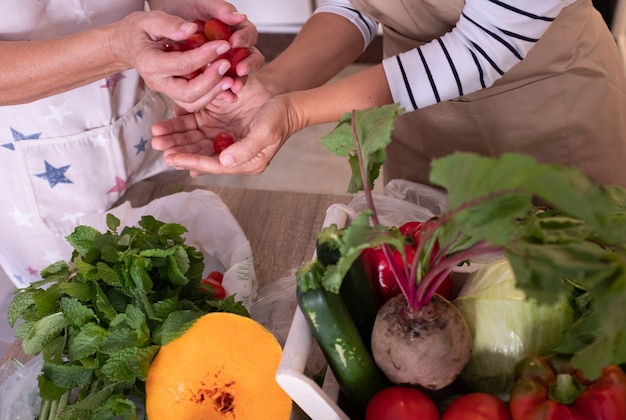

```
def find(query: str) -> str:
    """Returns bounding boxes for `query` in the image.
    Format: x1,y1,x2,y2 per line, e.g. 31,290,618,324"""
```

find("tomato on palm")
213,132,235,154
442,393,511,420
365,386,439,420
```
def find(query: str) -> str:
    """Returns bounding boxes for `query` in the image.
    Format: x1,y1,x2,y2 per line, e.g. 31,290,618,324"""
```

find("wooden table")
0,173,350,365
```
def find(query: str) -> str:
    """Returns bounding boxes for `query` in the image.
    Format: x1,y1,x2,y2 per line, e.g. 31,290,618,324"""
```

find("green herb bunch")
8,214,248,420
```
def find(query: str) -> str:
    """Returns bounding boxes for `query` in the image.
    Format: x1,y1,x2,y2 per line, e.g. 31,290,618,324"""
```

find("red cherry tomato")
442,393,511,420
365,386,439,420
219,47,250,77
165,41,185,52
193,19,206,35
183,32,208,50
200,276,227,299
206,270,224,284
213,132,235,154
204,18,232,41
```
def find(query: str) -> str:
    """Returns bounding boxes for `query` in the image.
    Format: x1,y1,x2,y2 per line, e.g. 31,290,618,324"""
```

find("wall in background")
229,0,314,33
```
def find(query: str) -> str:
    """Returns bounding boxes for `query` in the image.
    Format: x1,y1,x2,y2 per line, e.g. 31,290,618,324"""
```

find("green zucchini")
296,259,389,417
316,225,379,348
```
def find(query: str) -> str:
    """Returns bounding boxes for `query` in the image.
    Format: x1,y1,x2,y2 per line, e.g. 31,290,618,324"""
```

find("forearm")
0,24,124,105
287,63,393,128
259,12,366,96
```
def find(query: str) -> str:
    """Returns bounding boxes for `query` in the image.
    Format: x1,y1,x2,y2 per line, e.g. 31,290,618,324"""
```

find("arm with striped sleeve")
381,0,576,110
314,0,379,51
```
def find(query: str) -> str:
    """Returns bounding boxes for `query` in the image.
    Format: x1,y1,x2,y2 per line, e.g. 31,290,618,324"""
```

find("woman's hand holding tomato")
122,1,263,113
151,73,288,177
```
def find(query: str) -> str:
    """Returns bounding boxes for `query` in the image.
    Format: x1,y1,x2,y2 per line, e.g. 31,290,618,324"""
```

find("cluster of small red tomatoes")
165,19,239,155
165,18,249,80
367,387,510,420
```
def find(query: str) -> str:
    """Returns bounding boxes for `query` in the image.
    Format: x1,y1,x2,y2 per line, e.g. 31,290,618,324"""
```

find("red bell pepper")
509,355,626,420
360,244,415,306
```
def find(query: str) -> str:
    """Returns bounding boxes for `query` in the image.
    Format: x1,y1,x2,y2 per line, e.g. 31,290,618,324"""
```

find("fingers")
230,47,264,79
151,113,200,139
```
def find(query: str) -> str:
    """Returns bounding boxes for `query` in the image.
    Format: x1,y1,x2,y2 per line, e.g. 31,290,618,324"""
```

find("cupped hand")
152,84,302,177
112,10,263,111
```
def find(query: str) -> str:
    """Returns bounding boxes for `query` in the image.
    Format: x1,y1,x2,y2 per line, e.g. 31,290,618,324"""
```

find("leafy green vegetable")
454,259,575,399
321,103,402,193
8,214,249,420
318,103,626,380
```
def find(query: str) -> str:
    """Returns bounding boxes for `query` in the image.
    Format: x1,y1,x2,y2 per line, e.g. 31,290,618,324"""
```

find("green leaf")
7,290,35,327
68,322,108,361
155,310,203,345
126,345,159,381
66,225,100,257
96,262,122,288
22,312,68,354
99,347,140,383
60,296,96,328
106,213,121,232
42,362,93,389
321,104,403,193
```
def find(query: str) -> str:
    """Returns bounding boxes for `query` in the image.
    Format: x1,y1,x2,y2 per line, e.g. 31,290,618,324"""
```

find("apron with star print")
0,0,174,286
349,0,626,188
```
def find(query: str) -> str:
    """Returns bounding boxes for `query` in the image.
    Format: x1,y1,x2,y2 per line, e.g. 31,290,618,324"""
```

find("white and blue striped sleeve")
382,0,577,111
314,0,379,51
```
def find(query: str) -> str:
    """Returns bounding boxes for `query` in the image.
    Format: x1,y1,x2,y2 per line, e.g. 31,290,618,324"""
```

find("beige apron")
350,0,626,187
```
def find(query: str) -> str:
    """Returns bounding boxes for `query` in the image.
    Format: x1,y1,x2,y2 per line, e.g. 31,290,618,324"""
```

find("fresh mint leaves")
8,214,248,419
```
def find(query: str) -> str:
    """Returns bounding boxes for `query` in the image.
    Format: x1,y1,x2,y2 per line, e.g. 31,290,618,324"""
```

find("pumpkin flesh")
146,312,292,419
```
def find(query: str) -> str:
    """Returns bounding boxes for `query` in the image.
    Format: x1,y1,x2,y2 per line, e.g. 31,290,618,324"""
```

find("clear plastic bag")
0,355,43,420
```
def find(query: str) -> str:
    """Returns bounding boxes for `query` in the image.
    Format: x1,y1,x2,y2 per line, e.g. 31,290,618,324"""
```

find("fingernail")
216,44,230,55
221,154,235,167
221,83,232,91
218,61,231,76
180,22,196,32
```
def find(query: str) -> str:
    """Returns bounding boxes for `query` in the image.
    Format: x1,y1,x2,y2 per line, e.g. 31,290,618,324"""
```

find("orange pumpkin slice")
145,312,292,419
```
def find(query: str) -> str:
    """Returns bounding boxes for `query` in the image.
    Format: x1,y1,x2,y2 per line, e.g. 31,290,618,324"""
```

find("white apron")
0,0,174,286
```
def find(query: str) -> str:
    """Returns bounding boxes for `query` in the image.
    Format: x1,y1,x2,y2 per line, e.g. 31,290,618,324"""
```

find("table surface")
0,174,350,365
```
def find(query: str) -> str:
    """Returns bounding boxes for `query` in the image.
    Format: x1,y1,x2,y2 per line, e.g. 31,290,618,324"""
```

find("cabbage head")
453,258,574,400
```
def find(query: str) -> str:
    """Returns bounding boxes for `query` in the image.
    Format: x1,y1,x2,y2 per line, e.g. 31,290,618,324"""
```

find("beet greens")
320,103,626,380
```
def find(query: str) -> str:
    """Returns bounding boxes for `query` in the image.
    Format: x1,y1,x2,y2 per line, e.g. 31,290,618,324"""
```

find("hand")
152,76,302,176
111,10,263,111
154,0,263,87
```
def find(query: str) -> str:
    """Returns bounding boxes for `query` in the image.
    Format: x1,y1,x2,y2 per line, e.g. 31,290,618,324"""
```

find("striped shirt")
315,0,576,110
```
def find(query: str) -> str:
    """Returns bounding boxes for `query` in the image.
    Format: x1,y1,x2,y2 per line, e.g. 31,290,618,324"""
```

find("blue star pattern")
11,127,42,141
134,137,148,155
35,161,73,188
3,127,42,150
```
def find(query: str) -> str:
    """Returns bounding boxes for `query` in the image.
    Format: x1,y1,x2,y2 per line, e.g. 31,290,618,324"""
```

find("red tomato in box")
442,393,511,420
365,386,439,420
